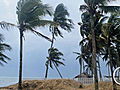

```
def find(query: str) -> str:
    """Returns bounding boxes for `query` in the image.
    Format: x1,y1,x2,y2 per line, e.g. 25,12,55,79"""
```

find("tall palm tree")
16,0,56,89
45,3,73,79
78,11,106,81
0,34,11,66
79,0,120,89
101,14,120,90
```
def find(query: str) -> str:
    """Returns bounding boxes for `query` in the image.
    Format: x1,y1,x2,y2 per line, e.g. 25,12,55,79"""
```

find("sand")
1,79,120,90
0,79,83,90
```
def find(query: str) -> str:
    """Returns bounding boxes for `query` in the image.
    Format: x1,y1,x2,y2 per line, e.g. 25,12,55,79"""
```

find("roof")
74,73,93,78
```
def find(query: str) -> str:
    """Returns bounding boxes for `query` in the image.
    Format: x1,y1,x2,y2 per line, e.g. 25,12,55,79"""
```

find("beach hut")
74,72,93,79
73,72,93,84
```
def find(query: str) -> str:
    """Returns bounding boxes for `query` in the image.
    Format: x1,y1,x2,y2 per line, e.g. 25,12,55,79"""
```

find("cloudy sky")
0,0,120,79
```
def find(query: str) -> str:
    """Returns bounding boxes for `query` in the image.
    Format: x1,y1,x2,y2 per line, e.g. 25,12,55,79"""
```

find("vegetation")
78,0,120,90
0,34,11,66
45,3,74,79
16,0,56,89
0,0,120,90
45,47,65,78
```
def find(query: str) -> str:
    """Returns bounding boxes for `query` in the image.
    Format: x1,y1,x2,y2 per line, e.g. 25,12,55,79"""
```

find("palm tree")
44,3,73,79
74,52,85,75
80,0,120,89
0,34,11,66
78,11,105,81
49,3,74,46
74,52,83,75
16,0,56,89
101,14,120,90
45,47,65,78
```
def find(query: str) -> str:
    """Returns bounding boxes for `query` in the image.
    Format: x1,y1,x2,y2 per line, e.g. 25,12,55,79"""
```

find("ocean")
0,77,43,87
0,77,18,87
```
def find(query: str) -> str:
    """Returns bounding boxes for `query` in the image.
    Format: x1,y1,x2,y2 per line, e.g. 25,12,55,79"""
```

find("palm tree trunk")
92,30,99,90
108,47,117,90
45,29,54,79
78,60,82,81
110,63,117,90
91,16,99,90
83,61,85,72
53,62,63,78
50,31,54,48
79,59,82,75
45,65,49,78
18,30,23,90
118,70,120,80
108,64,110,77
98,60,102,81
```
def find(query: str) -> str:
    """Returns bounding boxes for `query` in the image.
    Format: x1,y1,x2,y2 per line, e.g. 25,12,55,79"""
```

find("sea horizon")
0,77,46,87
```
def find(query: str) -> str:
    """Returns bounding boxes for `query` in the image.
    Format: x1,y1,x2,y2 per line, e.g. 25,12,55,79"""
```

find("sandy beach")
0,79,120,90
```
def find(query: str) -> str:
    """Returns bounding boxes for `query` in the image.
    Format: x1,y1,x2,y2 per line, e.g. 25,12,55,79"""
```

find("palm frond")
80,5,88,11
0,57,8,63
52,27,63,37
54,3,69,17
0,21,15,30
28,20,58,28
73,52,80,55
53,60,65,66
100,6,120,13
0,52,11,60
0,34,4,42
17,0,53,25
0,43,12,51
53,3,74,32
24,26,52,42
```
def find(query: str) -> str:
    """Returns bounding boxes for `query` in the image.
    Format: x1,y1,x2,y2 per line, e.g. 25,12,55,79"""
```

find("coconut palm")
44,3,73,79
16,0,56,89
101,14,120,90
45,47,65,78
0,34,11,66
74,52,86,75
74,51,94,76
79,0,120,89
78,12,107,79
49,3,74,47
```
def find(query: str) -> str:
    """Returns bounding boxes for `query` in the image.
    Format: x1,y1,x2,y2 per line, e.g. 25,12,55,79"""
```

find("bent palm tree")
45,3,73,79
16,0,55,89
50,3,74,47
45,47,65,78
